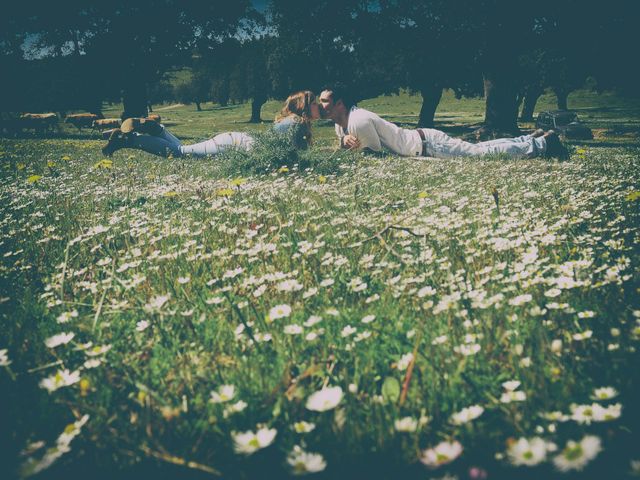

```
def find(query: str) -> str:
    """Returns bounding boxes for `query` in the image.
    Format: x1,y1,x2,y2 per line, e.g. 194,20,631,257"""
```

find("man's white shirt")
335,106,423,157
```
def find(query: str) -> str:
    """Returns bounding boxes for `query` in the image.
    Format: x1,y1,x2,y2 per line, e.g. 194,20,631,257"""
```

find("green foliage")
215,128,356,177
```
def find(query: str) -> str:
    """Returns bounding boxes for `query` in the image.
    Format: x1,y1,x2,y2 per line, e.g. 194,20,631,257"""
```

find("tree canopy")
2,0,638,130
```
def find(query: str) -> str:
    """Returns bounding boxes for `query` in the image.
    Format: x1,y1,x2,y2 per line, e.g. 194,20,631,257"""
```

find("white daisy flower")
56,310,78,324
361,314,376,324
507,437,556,466
419,440,463,468
396,352,414,371
591,386,618,400
284,324,303,335
572,330,593,341
0,348,11,367
502,380,521,391
292,421,316,433
232,427,277,455
304,315,322,327
44,332,75,349
432,335,448,345
144,294,170,312
306,386,343,412
83,358,101,369
205,296,225,305
594,403,622,422
394,417,418,432
303,287,318,299
210,385,236,403
341,325,356,337
39,369,81,393
136,320,150,332
508,294,532,306
417,286,436,298
553,435,601,472
454,343,481,356
450,405,484,425
500,391,527,403
268,304,292,320
287,445,327,475
223,400,248,418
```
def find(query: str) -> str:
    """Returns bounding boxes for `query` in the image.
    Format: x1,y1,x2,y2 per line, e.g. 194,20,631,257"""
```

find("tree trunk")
148,104,153,113
72,30,82,56
418,84,443,128
195,102,202,112
520,87,543,121
555,88,569,110
249,94,267,123
121,78,148,120
515,92,524,118
480,71,521,137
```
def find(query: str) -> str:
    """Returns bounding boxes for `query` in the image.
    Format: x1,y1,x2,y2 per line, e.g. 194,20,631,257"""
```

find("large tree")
266,0,376,99
384,0,482,128
463,0,537,137
231,39,271,123
9,1,256,118
199,37,271,122
581,0,640,97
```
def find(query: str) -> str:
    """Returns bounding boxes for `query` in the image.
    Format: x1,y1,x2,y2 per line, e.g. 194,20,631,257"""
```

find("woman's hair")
276,90,315,145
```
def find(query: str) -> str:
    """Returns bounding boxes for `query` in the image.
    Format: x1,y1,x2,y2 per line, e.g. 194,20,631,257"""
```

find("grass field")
1,89,639,479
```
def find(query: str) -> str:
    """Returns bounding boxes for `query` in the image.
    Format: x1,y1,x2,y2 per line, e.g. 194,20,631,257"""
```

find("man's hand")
342,134,361,150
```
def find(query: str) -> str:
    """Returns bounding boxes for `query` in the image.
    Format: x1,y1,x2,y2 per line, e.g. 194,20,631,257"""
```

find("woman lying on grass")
101,91,320,158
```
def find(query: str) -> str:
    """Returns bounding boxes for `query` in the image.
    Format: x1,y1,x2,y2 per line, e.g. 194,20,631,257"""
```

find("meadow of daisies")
1,93,640,479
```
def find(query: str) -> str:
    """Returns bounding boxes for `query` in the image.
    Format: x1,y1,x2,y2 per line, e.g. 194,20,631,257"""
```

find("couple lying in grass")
102,86,568,160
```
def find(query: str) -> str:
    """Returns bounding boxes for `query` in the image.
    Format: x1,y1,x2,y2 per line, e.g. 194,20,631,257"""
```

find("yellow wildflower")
94,159,113,169
163,191,178,198
80,378,90,396
418,191,428,199
318,175,327,184
17,163,26,171
230,177,247,187
626,191,640,202
61,155,71,161
216,188,235,197
27,175,42,184
278,166,289,173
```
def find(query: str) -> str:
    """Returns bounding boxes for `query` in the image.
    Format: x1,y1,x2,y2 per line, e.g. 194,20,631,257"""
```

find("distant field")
1,89,639,479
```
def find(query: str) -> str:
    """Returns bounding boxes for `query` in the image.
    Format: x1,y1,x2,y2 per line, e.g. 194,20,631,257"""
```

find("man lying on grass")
318,85,568,159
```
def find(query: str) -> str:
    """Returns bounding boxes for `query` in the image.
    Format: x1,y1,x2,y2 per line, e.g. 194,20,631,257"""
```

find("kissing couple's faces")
319,90,337,119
